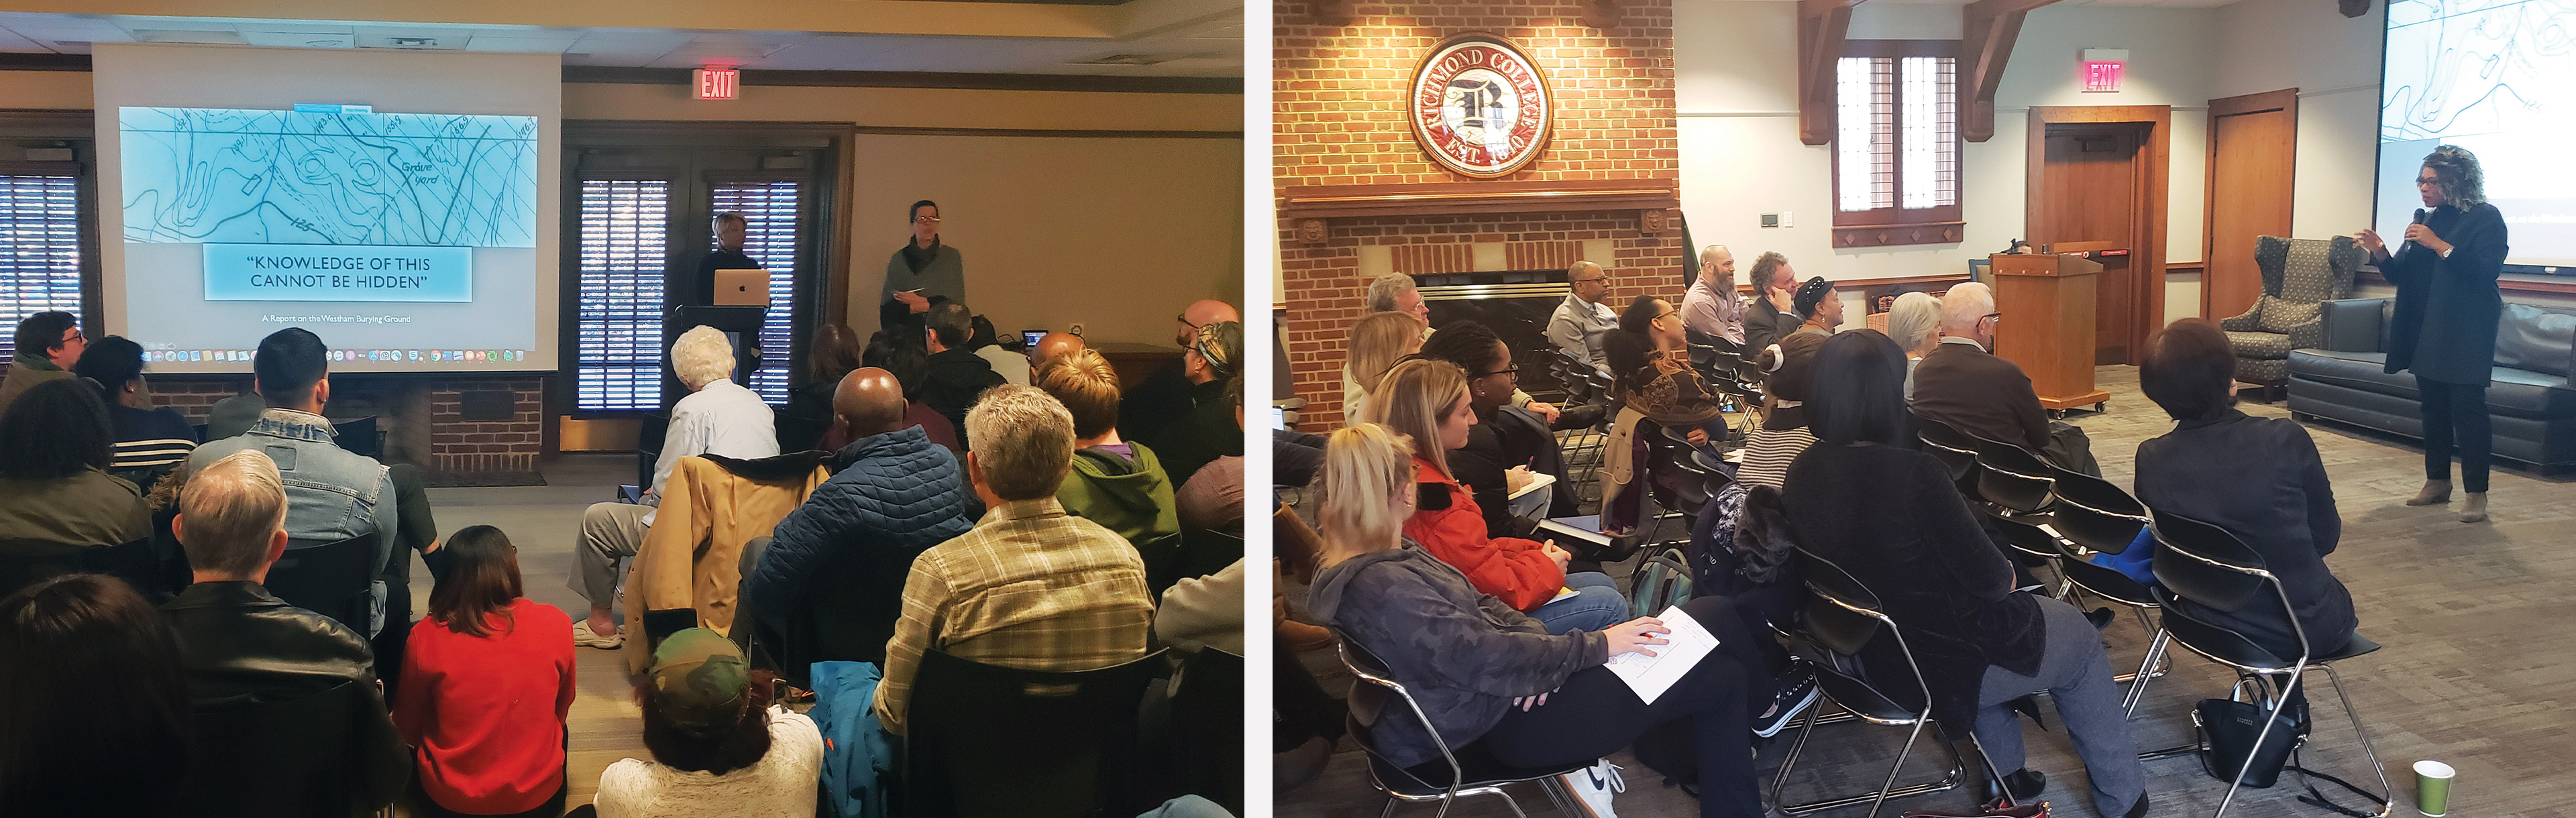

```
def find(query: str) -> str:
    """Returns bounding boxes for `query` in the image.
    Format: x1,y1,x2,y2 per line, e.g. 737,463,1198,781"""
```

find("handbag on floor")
2194,696,2302,788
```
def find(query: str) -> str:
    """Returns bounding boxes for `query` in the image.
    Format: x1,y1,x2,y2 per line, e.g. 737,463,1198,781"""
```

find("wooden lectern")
1989,253,2110,411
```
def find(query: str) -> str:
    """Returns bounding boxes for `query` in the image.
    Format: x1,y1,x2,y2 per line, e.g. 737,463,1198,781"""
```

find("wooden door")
2032,124,2143,365
2202,89,2298,321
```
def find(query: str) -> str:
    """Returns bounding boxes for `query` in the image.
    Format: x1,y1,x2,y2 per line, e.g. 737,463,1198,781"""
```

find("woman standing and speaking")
2357,145,2507,523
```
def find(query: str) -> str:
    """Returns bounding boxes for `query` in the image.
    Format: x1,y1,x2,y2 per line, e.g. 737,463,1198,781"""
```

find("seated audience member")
1680,244,1747,346
1342,310,1425,424
1737,278,1842,489
1307,423,1786,818
592,628,822,817
1146,320,1246,488
571,326,777,649
1739,252,1803,357
0,309,82,416
1884,292,1943,399
1782,331,2147,818
782,323,866,451
920,301,1006,447
861,329,962,452
740,367,977,666
203,390,267,442
1416,320,1576,534
1035,349,1187,593
969,315,1033,386
1157,558,1246,656
1031,330,1087,371
873,386,1156,738
1605,294,1732,451
395,526,576,818
74,335,198,493
1546,260,1619,373
1343,275,1430,413
0,573,192,817
2135,318,2355,729
1125,299,1243,444
187,329,400,636
1177,411,1247,538
1911,282,2100,474
0,380,152,571
162,450,409,816
1274,425,1326,488
1365,358,1623,635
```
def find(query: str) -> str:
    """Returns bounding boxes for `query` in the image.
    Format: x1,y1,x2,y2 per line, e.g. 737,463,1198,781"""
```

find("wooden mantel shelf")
1279,179,1680,221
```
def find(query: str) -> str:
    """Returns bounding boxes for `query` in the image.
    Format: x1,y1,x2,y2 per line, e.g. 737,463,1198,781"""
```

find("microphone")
2402,208,2428,253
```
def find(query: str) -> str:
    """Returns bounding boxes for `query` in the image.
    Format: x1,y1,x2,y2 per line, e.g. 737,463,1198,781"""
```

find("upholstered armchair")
2222,235,2364,386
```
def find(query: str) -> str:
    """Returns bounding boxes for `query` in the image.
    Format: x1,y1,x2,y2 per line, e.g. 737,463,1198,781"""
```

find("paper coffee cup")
2414,760,2455,817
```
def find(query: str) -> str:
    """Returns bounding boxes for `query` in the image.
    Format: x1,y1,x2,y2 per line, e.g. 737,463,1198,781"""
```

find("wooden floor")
1277,365,2576,818
404,453,653,812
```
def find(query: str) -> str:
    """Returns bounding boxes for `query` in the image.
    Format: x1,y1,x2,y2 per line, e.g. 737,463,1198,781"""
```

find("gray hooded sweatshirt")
1305,541,1607,768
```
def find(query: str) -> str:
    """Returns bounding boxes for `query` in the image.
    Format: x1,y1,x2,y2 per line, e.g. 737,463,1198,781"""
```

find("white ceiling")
0,9,1245,76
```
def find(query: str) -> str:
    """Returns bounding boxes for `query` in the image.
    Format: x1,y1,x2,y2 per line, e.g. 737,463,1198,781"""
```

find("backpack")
1629,547,1695,619
808,661,894,818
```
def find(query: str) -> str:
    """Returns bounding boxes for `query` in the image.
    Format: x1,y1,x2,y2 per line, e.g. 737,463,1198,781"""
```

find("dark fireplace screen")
1419,268,1577,403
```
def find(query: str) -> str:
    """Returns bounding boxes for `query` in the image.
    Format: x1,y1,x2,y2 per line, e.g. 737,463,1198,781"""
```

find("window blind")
710,180,802,404
0,174,83,363
574,179,671,412
1836,57,1898,213
1899,56,1959,210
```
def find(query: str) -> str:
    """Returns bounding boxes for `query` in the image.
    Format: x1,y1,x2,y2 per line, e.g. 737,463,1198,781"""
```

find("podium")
1988,253,2109,411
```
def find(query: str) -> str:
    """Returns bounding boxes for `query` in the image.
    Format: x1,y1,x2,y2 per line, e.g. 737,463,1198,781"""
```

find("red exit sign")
695,68,739,100
2080,48,2127,93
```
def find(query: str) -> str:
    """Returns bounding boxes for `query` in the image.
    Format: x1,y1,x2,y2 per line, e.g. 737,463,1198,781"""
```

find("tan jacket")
623,453,829,673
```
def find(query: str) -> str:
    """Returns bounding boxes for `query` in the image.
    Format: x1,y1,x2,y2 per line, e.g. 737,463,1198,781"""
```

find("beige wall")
0,71,1246,347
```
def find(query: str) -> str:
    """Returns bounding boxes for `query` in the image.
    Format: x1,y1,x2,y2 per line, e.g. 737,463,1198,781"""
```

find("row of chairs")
907,645,1243,818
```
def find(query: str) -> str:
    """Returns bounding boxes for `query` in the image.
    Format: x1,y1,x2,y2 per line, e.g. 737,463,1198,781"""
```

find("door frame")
2200,88,2299,320
2026,105,2169,366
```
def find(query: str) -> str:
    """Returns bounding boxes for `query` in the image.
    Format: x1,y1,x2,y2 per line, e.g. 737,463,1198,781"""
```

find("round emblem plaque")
1408,33,1554,179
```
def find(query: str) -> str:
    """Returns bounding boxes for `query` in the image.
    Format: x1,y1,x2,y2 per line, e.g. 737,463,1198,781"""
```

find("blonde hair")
177,450,288,577
1318,423,1415,554
671,325,736,390
963,384,1077,501
1034,348,1122,439
1886,291,1943,353
1348,312,1425,398
1362,357,1467,479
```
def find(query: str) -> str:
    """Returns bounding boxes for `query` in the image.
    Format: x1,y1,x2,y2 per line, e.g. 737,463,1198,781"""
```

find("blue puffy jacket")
744,426,979,662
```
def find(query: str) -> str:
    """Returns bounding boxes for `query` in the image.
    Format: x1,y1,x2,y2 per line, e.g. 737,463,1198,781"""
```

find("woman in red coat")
394,526,577,818
1362,357,1627,635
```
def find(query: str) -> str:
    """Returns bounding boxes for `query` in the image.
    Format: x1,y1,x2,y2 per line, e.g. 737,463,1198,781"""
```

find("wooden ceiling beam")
1960,0,2065,142
1796,0,1864,145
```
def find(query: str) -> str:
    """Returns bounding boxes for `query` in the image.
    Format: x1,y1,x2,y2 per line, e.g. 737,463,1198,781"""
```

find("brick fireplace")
1275,0,1682,429
142,374,549,475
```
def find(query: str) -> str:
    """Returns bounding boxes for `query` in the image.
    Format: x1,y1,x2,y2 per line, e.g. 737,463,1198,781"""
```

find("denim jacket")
189,408,398,636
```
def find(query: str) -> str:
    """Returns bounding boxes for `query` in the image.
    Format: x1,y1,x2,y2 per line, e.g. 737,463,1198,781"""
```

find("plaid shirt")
871,497,1155,736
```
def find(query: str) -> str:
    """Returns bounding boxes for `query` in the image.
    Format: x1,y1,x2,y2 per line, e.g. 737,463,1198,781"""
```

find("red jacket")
1401,457,1565,611
393,598,577,814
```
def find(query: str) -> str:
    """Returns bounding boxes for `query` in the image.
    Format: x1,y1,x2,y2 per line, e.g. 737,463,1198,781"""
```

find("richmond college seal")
1408,33,1554,179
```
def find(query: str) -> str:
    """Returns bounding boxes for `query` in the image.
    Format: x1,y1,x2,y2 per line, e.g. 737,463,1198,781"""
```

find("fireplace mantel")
1280,179,1680,243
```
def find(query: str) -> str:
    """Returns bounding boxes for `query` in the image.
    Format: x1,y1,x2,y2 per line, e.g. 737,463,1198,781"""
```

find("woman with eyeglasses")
2355,144,2508,522
1727,278,1841,489
1362,358,1625,636
1415,320,1576,537
1603,295,1731,451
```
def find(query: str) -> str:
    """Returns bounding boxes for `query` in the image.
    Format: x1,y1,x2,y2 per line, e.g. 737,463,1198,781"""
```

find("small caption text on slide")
258,314,416,324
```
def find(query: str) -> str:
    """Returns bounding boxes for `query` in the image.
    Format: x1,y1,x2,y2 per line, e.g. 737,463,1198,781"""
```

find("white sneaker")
574,620,623,649
1558,758,1624,818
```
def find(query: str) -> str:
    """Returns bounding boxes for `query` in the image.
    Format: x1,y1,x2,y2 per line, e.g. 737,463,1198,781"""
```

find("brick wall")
129,373,545,475
1276,0,1682,428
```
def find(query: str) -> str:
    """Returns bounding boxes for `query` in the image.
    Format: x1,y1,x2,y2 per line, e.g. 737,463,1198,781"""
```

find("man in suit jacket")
1741,252,1806,359
1909,283,2100,475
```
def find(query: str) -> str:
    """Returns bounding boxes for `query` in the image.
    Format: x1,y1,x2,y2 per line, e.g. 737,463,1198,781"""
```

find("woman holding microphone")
2357,145,2508,523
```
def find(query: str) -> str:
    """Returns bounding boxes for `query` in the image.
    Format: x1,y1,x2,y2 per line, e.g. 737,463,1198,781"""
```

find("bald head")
1033,331,1087,369
833,367,910,439
1178,299,1240,347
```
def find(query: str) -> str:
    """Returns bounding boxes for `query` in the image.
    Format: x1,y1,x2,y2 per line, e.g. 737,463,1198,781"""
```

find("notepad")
1601,605,1721,705
1507,470,1557,499
1548,587,1580,603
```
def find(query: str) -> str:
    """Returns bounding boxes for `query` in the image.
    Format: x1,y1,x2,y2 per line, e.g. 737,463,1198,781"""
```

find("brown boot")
1279,620,1336,653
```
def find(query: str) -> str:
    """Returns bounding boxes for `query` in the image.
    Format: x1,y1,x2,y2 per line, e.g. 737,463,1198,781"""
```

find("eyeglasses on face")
1982,312,2002,324
1476,363,1520,379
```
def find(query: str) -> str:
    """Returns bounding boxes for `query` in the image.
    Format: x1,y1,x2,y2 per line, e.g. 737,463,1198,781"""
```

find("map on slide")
120,107,538,248
2381,0,2576,143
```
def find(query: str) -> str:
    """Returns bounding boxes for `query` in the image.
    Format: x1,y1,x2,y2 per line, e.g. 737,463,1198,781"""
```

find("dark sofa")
2286,297,2576,473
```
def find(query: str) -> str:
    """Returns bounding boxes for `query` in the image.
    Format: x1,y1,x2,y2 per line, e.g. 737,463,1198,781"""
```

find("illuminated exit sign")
2081,49,2127,93
695,68,739,100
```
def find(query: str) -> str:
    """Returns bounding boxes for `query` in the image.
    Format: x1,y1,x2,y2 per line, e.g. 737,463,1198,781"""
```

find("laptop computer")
712,269,770,306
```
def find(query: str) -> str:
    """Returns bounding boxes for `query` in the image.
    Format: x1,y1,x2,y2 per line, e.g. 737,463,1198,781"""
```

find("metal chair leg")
1379,797,1399,818
2122,628,2171,719
2316,663,2396,817
2214,666,2305,818
1768,697,1828,810
1866,719,1933,818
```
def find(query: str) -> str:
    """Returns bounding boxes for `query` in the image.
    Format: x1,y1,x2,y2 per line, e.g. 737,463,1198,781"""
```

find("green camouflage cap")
650,628,750,734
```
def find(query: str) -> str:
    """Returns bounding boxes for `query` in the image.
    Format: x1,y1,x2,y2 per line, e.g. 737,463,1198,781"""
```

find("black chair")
1911,415,1981,493
2040,465,2169,711
752,540,914,691
773,409,833,454
262,534,380,638
1984,514,2071,600
1169,647,1245,815
1336,637,1585,818
904,648,1167,818
0,537,164,600
331,416,380,460
1774,548,2007,817
623,412,670,502
2147,511,2391,817
172,679,406,818
1965,432,2056,516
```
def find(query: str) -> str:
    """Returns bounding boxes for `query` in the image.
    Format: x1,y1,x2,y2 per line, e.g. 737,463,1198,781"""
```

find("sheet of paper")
1548,587,1580,603
1601,605,1720,705
1508,470,1557,500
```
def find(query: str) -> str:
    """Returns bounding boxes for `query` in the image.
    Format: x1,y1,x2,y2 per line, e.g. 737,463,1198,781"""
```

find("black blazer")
2382,202,2507,385
2134,409,2356,658
1743,296,1804,360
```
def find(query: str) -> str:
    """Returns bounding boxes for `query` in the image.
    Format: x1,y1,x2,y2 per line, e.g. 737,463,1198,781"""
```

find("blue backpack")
807,661,894,818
